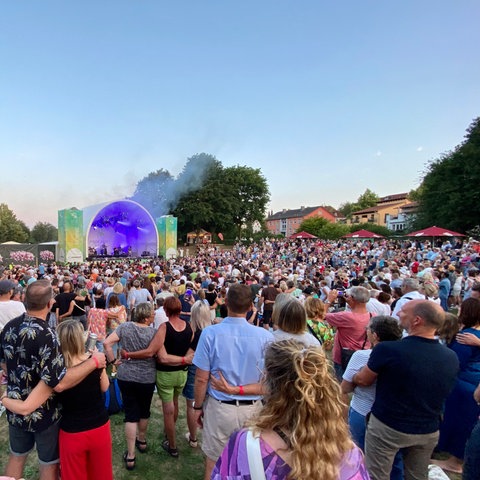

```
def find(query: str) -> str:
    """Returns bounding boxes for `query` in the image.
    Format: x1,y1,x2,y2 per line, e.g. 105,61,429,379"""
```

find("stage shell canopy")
83,200,158,257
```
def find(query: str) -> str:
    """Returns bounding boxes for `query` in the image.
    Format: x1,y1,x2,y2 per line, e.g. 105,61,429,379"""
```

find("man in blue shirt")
193,283,273,480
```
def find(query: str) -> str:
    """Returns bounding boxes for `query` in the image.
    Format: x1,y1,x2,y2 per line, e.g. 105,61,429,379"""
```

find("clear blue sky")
1,1,479,227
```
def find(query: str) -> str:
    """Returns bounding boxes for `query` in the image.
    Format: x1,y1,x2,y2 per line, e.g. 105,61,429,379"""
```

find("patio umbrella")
343,229,384,239
290,232,317,239
407,226,465,238
290,231,317,239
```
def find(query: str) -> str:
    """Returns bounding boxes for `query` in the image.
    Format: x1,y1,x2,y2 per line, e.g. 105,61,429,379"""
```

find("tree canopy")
338,189,379,218
30,222,58,243
297,216,390,240
0,204,30,243
133,153,270,241
414,117,480,233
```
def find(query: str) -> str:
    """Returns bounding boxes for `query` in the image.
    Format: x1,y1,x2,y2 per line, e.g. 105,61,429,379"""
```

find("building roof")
267,206,323,220
352,201,405,215
377,193,409,204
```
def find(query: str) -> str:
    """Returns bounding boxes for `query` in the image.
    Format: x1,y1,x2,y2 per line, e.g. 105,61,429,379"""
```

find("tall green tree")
222,166,270,239
0,204,30,243
171,156,227,238
414,117,480,232
30,222,58,243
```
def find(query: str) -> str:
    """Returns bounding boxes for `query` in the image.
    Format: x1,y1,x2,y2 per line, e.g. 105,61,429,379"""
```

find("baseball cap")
0,280,16,295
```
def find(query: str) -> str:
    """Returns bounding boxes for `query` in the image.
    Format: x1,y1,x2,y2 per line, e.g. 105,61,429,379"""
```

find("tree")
349,223,391,237
356,189,380,210
298,217,351,240
297,217,330,237
222,166,270,239
414,117,480,232
130,168,175,219
338,201,357,218
338,189,379,218
30,222,58,243
171,156,228,239
0,204,30,243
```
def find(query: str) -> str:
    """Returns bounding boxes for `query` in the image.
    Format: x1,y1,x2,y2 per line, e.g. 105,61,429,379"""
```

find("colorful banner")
157,215,177,259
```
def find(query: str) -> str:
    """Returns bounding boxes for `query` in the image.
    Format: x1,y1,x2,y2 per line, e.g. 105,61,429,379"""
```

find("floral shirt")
307,318,335,350
0,313,66,432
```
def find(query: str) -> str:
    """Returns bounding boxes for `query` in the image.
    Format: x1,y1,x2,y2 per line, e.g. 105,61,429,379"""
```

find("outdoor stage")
58,200,177,263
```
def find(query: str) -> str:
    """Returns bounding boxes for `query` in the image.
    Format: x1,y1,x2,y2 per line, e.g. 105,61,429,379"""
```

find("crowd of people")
0,234,480,480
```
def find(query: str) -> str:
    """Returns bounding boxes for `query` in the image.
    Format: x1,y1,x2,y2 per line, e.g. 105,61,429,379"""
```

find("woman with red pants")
2,319,112,480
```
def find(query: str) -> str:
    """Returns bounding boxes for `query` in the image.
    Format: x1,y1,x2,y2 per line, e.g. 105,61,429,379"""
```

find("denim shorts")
9,421,60,465
182,365,197,401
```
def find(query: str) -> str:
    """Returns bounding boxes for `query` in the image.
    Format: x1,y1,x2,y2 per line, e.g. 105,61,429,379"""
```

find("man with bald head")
353,300,459,480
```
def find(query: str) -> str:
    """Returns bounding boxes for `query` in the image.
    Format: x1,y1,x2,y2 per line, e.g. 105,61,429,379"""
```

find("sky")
1,1,479,227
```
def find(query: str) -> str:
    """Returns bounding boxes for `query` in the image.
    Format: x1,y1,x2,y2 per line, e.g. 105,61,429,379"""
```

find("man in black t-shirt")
353,300,459,480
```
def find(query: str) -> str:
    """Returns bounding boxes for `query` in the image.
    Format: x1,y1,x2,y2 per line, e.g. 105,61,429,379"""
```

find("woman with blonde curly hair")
211,340,368,480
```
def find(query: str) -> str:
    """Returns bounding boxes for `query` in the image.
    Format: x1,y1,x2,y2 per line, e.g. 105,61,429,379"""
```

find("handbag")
246,429,267,480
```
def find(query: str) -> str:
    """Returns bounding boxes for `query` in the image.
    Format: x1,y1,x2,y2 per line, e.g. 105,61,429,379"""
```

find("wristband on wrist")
192,401,203,410
239,385,245,395
124,352,129,360
181,356,186,365
92,356,99,369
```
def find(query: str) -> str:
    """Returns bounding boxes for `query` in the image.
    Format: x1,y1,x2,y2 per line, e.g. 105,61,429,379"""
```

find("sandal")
184,432,198,448
162,439,179,458
135,438,148,453
123,451,136,470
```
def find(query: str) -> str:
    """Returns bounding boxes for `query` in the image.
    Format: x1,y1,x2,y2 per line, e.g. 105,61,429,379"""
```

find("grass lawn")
0,376,462,480
0,395,206,480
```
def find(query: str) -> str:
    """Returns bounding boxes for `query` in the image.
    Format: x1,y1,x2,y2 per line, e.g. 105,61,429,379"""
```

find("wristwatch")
192,401,203,410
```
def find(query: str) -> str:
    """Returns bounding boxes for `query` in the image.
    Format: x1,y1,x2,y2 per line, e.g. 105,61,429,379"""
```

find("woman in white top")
272,297,320,348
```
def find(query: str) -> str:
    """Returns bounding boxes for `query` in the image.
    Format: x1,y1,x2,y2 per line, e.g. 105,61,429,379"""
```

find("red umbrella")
290,231,317,239
343,229,384,239
407,226,465,237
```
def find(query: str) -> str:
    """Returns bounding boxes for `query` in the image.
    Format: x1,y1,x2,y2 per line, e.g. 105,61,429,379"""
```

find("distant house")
385,202,418,232
266,206,339,237
347,193,412,229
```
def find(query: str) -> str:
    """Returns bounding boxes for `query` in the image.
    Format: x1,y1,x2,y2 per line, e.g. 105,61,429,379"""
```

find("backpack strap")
246,429,267,480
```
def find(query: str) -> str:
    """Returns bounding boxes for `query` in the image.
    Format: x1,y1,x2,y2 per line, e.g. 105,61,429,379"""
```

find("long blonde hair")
249,340,353,480
57,319,85,368
190,301,211,332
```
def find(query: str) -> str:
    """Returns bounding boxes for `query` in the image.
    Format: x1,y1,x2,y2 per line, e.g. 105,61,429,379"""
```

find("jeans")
464,420,480,480
349,408,404,480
